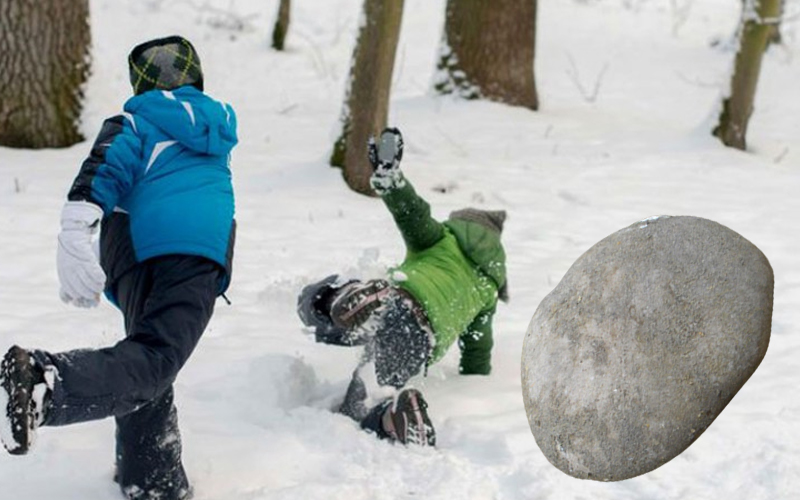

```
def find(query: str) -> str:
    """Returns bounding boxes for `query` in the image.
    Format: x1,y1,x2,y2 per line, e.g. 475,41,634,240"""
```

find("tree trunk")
741,0,784,48
713,0,781,150
435,0,538,110
330,0,404,196
767,0,784,47
0,0,91,149
271,0,291,51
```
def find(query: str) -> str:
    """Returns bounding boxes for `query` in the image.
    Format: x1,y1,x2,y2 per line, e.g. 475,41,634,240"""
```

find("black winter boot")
297,275,367,346
0,345,49,455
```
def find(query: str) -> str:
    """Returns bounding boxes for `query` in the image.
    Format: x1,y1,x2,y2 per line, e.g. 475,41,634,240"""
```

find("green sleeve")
381,173,445,253
458,307,495,375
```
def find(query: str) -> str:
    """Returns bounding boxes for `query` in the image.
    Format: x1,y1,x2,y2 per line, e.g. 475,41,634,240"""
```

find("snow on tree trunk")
330,0,404,196
435,0,538,111
271,0,291,51
714,0,781,150
0,0,91,149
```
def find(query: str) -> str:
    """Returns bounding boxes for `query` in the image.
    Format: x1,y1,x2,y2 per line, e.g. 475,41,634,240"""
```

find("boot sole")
0,346,36,455
330,281,391,329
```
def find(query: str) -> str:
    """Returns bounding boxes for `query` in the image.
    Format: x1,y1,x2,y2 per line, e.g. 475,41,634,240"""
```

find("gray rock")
521,216,773,481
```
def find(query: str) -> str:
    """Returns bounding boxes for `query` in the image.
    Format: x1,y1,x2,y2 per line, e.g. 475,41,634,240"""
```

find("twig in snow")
432,181,458,194
669,0,694,37
331,13,355,46
434,126,468,157
774,147,789,164
170,0,259,32
277,104,299,115
393,44,407,88
675,71,720,89
621,0,646,14
565,53,609,104
293,30,330,80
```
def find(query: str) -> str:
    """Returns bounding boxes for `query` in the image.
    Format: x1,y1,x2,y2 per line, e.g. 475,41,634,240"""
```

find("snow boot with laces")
330,279,392,330
375,388,436,447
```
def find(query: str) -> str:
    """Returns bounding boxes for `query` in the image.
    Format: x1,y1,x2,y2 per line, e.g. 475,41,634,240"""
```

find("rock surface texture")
522,216,773,481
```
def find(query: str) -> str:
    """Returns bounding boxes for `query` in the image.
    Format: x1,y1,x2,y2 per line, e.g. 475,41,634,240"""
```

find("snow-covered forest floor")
1,0,798,498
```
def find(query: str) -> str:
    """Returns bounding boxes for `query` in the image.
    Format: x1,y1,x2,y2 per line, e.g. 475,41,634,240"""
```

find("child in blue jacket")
0,36,237,500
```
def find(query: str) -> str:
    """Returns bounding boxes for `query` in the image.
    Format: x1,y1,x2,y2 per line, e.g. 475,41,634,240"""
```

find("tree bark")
714,0,781,150
435,0,538,110
330,0,404,196
271,0,291,51
0,0,91,149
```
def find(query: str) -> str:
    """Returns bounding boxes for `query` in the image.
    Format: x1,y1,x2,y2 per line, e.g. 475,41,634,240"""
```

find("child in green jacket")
298,128,507,446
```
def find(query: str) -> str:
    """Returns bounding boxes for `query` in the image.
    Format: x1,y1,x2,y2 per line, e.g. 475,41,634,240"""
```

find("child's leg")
26,255,219,497
381,180,445,253
31,255,220,426
338,290,432,431
371,290,431,388
115,386,191,500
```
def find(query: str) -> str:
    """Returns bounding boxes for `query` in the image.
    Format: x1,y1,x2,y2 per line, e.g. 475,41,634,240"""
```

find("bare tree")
713,0,782,150
0,0,91,148
271,0,291,51
435,0,538,110
330,0,404,195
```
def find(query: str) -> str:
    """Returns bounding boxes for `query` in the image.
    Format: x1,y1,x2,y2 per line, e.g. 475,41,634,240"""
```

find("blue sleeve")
68,115,142,214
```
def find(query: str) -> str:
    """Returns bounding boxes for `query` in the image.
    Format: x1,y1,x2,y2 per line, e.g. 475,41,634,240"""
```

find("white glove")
57,201,106,308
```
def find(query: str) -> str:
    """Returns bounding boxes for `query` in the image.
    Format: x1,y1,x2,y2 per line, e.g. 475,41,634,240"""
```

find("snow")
1,0,799,498
0,387,18,452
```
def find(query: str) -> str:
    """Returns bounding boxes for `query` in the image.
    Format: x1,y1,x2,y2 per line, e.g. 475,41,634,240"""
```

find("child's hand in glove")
57,201,106,308
368,127,406,195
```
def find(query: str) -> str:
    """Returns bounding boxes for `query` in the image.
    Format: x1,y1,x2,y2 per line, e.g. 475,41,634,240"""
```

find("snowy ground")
1,0,798,498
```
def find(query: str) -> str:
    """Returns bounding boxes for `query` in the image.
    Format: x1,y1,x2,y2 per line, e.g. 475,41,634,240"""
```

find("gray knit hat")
128,35,204,95
448,208,507,234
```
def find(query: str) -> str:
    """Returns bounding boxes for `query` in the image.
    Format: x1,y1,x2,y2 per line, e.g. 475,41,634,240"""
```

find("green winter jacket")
381,175,506,375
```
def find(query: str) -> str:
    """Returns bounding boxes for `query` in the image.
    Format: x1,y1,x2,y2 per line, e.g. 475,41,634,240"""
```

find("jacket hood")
443,217,508,301
124,86,237,156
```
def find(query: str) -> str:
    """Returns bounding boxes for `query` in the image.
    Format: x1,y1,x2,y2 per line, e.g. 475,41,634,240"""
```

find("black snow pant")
31,255,222,500
335,283,432,433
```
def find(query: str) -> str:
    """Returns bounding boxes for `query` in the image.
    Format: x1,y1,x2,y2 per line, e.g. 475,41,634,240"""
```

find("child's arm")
67,114,142,214
56,114,141,308
370,128,445,252
458,306,495,375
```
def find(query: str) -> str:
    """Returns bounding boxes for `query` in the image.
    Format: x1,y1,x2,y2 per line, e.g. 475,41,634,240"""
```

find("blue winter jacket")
68,86,238,302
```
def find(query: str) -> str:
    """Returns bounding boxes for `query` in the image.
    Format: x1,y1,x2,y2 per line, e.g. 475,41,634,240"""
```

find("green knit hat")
128,35,204,95
448,208,507,234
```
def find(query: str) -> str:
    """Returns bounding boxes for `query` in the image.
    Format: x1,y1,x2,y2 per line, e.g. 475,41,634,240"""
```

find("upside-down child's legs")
337,290,435,445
